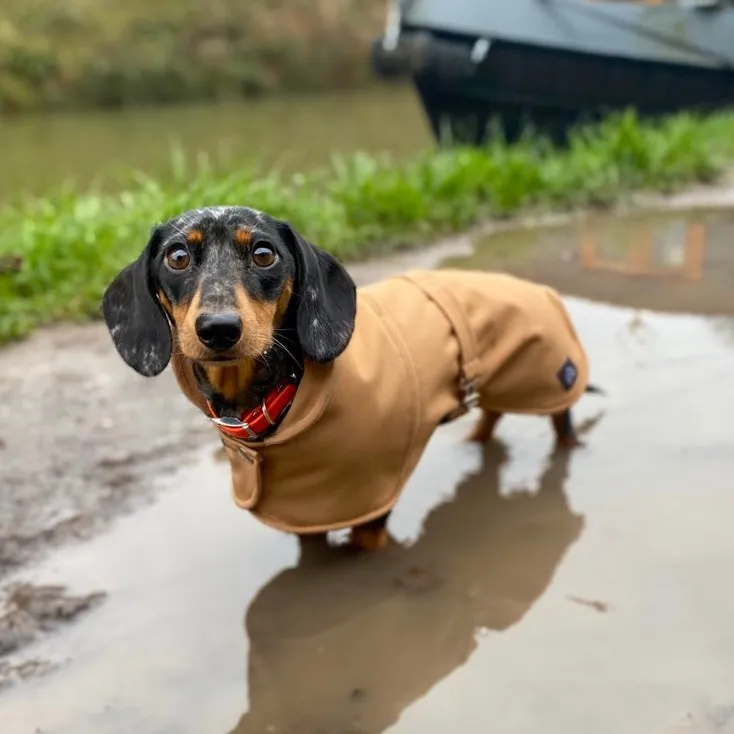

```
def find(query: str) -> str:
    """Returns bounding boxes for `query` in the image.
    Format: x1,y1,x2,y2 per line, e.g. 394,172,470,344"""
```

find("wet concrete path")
3,208,734,733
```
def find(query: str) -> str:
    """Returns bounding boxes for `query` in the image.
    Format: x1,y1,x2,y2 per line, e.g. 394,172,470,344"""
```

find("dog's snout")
195,312,242,351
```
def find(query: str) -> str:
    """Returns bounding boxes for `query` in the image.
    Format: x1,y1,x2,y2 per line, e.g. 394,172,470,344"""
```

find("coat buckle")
442,375,481,423
460,376,480,410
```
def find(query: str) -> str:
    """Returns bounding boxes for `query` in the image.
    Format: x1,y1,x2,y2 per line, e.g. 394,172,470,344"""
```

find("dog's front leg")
465,410,503,443
350,513,391,552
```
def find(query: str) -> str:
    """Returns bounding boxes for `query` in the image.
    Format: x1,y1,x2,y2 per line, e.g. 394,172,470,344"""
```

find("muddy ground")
2,186,734,733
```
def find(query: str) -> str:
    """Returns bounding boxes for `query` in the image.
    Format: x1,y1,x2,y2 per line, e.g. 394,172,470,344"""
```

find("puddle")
443,208,734,316
3,209,734,733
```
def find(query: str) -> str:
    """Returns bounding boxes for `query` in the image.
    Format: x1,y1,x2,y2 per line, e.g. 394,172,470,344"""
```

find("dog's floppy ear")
278,221,357,363
101,225,172,377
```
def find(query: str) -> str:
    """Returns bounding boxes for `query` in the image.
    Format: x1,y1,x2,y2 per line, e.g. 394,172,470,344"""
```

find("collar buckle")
209,415,257,439
207,380,298,442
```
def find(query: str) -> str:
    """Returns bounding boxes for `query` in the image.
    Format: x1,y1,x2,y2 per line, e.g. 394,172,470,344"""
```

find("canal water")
0,84,431,201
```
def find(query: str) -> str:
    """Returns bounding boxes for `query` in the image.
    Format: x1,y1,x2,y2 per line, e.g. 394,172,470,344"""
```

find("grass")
2,108,734,345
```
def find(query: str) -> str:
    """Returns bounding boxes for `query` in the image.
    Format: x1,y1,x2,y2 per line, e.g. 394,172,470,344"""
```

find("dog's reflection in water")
230,441,585,734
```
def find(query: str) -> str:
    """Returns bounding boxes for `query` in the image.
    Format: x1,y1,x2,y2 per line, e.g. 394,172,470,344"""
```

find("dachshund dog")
102,206,599,552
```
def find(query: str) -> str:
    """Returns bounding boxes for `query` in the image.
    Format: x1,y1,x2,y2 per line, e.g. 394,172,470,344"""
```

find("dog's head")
102,206,357,379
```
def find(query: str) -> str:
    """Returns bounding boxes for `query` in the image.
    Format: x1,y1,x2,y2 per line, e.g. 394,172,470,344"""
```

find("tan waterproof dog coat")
171,269,589,534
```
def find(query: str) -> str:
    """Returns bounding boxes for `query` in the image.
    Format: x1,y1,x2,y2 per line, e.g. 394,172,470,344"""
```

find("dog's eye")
252,245,277,268
165,247,191,272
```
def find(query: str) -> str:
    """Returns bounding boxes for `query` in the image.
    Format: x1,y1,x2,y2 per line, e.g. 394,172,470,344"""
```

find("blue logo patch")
557,358,578,391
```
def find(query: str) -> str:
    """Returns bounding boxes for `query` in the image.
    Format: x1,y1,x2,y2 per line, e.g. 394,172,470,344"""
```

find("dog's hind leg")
350,513,391,552
551,409,583,450
465,410,503,443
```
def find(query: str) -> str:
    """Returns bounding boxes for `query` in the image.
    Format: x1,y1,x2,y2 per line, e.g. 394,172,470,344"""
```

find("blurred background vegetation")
0,0,384,112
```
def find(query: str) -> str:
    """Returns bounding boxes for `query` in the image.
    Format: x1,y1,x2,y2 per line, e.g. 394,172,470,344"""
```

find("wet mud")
3,205,734,732
0,584,105,659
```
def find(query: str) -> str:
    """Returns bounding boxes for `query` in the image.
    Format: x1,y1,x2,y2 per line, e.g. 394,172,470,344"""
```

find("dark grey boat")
371,0,734,144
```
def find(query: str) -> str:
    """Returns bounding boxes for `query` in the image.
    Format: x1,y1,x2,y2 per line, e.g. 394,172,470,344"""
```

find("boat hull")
371,1,734,144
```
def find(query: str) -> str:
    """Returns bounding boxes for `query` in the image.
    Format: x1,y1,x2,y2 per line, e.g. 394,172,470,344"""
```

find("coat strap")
398,271,483,411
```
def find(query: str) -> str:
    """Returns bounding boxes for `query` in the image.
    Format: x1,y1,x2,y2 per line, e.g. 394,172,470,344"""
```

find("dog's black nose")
195,312,242,351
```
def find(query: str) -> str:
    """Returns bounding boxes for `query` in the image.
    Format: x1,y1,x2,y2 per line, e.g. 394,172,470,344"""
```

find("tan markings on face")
175,288,205,358
233,282,279,356
201,281,288,399
186,229,203,245
177,280,293,401
157,290,174,318
159,288,194,331
234,228,252,246
203,361,256,401
274,278,293,326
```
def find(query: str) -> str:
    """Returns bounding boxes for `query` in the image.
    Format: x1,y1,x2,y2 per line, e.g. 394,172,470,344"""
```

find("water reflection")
231,442,583,734
580,215,705,281
444,208,734,316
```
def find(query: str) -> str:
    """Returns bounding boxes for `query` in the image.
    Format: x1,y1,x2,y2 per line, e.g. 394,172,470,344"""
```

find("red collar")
207,381,298,441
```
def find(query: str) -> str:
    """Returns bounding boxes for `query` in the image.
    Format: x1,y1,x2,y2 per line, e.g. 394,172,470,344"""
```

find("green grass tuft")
2,108,734,345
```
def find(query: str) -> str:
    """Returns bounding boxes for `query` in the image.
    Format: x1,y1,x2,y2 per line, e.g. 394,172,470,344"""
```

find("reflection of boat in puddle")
442,208,734,316
578,214,709,356
580,216,705,282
